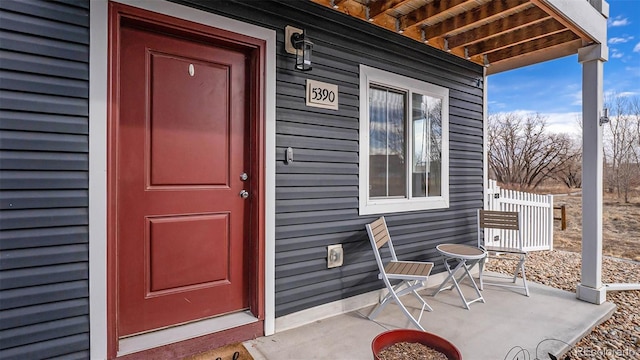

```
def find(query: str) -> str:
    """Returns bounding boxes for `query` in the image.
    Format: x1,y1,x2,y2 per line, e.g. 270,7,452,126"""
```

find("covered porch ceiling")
311,0,606,74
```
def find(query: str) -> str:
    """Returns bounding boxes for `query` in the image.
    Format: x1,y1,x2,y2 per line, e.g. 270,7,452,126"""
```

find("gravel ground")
486,250,640,359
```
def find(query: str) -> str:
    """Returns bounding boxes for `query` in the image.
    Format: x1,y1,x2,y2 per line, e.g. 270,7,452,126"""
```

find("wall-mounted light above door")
285,25,313,71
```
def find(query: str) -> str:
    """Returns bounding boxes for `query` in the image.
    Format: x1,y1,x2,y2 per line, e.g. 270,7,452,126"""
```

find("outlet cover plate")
327,244,344,268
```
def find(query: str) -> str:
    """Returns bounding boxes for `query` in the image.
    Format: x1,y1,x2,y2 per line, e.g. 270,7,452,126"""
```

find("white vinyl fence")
486,180,554,251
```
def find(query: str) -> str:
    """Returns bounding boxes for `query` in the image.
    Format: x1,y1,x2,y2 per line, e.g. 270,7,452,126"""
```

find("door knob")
239,190,249,199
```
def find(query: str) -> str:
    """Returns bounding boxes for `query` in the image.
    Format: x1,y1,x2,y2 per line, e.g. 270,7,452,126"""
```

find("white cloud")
491,110,582,135
569,90,582,106
609,36,634,44
611,50,624,58
545,112,582,135
618,91,639,98
609,16,630,27
634,42,640,52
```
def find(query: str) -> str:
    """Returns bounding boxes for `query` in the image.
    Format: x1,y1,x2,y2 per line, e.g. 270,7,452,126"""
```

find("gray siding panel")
0,70,88,97
0,190,88,210
0,170,88,189
0,263,87,289
0,0,89,26
0,30,88,62
0,333,89,360
0,90,88,116
0,208,88,230
0,227,88,251
0,151,88,171
0,299,88,330
0,0,89,357
0,50,89,81
0,316,88,353
0,130,88,152
0,110,88,134
0,9,88,44
172,0,485,317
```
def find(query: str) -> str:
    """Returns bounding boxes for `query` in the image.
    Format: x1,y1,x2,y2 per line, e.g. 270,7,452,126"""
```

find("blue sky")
487,0,640,135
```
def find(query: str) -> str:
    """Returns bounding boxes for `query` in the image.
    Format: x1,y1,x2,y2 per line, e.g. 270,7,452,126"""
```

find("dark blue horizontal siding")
0,263,87,289
0,0,89,358
172,0,485,317
0,110,88,134
0,31,88,62
0,0,88,26
0,227,88,251
0,151,88,171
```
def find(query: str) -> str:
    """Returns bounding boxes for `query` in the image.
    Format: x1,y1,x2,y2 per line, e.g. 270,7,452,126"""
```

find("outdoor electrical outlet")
327,244,344,268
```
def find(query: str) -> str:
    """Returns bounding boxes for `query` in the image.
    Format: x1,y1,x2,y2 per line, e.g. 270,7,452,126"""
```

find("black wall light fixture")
285,25,313,71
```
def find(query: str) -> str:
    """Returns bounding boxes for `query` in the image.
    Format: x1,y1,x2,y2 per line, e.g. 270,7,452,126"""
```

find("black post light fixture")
285,25,313,71
599,108,609,126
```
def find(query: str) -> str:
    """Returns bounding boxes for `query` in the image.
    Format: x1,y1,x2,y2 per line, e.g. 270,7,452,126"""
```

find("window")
359,65,449,215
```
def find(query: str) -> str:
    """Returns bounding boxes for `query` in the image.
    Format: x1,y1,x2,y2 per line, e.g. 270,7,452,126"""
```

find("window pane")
369,87,406,198
412,93,442,197
412,93,427,197
427,96,442,196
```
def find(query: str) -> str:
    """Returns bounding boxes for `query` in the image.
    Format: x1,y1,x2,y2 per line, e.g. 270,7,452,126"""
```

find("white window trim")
359,65,449,215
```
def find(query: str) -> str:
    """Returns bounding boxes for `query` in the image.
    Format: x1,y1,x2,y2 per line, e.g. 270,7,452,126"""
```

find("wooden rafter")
446,6,550,49
422,0,530,40
398,0,471,30
463,18,566,57
484,29,579,63
368,0,406,19
309,0,595,69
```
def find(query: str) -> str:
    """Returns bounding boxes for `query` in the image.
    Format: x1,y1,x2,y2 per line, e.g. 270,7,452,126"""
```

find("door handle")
239,190,249,199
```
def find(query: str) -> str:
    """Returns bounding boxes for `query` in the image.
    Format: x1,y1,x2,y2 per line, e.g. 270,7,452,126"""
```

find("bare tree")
603,94,640,202
488,112,579,190
551,138,582,189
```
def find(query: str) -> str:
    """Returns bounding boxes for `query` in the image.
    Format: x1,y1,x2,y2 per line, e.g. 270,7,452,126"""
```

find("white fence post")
547,194,554,251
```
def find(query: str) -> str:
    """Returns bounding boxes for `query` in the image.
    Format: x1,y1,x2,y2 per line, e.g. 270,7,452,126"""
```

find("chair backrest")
477,210,522,250
366,217,398,271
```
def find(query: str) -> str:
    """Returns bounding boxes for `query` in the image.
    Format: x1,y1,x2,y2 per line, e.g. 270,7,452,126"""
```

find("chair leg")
478,258,485,291
369,280,430,330
369,281,405,320
409,285,433,312
512,260,520,283
520,256,530,297
392,290,426,331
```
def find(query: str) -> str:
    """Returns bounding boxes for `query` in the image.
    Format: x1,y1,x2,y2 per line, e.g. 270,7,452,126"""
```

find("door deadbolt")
239,190,249,199
240,173,248,181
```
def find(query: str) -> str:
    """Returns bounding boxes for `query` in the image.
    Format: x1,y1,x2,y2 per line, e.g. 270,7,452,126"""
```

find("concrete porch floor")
243,274,615,360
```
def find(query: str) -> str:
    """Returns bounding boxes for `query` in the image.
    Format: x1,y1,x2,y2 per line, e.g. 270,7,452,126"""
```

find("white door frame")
89,1,276,358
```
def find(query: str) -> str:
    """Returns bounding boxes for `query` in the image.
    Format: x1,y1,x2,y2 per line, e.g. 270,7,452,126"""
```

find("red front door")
116,22,250,336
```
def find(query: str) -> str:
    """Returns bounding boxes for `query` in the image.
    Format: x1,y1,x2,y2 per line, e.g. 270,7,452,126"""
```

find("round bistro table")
432,243,488,309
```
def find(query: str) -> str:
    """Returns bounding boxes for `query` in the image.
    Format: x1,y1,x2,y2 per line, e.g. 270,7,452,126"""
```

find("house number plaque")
306,79,338,110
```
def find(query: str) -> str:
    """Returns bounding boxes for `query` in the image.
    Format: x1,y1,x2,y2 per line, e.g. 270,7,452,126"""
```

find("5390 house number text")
306,79,339,110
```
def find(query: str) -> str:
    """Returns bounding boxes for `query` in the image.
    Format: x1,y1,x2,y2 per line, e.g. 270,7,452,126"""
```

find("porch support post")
576,43,608,304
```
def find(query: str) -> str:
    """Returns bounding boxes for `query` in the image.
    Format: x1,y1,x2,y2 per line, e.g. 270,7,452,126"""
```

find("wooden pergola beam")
397,0,471,30
423,0,529,40
484,29,579,64
368,0,406,19
446,6,550,49
464,18,566,57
